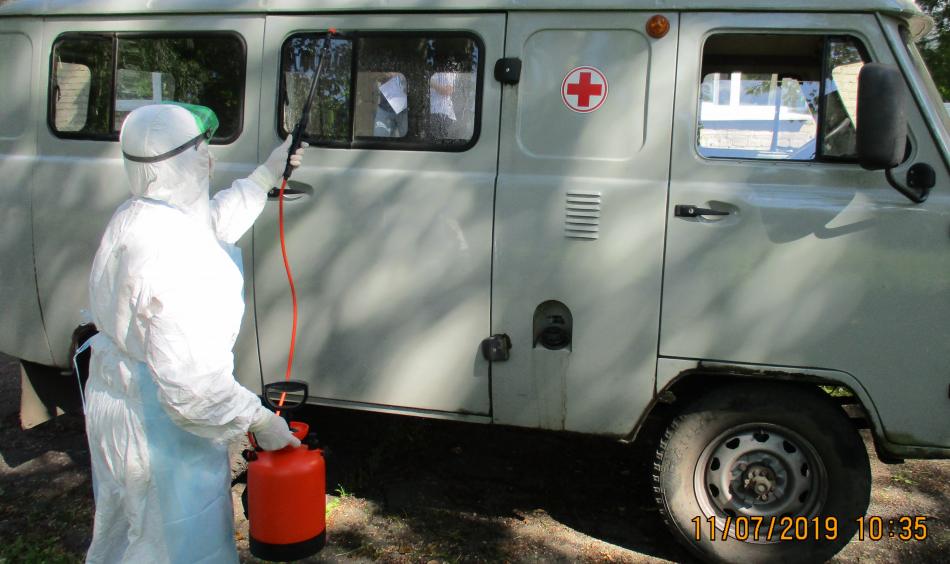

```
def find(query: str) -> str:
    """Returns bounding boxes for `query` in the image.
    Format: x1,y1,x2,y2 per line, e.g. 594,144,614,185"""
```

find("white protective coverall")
84,104,302,563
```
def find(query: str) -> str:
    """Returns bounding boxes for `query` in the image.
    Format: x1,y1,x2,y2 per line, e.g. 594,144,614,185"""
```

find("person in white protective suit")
84,103,307,563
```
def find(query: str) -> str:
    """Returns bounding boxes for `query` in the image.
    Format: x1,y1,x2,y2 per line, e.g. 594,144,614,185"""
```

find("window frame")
277,29,485,153
696,33,872,165
47,30,247,144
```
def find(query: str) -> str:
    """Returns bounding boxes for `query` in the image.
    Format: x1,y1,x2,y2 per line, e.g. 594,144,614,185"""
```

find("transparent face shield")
122,102,220,163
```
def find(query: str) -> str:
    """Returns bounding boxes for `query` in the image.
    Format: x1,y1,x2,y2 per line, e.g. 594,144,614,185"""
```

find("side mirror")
856,63,933,203
856,63,908,171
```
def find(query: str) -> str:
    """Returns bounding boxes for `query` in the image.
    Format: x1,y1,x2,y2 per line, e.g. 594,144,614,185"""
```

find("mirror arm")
884,167,930,204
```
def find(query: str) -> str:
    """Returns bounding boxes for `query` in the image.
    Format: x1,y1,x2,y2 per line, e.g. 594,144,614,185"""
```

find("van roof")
0,0,926,16
0,0,931,37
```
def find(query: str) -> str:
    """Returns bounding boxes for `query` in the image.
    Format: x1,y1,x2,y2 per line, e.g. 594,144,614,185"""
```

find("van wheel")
653,382,870,564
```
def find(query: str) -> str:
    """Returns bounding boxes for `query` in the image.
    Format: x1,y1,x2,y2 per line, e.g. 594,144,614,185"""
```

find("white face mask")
197,140,215,182
208,150,216,181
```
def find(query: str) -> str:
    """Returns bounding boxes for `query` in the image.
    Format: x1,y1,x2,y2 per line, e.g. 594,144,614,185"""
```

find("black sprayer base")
250,530,326,562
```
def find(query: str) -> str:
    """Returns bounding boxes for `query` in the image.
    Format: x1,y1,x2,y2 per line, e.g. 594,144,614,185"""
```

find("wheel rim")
693,422,828,543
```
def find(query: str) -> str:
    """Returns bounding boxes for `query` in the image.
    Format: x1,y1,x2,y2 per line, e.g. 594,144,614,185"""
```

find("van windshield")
901,26,950,139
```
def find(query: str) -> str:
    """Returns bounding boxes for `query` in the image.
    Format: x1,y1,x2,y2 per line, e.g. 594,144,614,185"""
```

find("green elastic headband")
122,102,220,164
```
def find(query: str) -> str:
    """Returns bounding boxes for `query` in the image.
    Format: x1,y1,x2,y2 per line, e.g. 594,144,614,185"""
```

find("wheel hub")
742,464,777,501
694,424,828,543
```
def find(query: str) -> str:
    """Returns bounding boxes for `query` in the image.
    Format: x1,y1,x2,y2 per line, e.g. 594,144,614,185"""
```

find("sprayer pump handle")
281,124,305,181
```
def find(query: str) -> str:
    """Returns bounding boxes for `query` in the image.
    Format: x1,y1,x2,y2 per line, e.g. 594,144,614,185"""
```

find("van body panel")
0,19,53,365
661,13,950,449
491,12,678,434
31,15,266,368
251,14,504,415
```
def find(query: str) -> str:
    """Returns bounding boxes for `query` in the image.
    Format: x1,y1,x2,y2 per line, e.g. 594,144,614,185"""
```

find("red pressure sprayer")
246,29,336,562
246,381,326,561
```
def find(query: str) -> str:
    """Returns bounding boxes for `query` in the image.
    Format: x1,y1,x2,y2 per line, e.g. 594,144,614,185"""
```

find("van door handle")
267,182,313,201
674,205,730,218
267,187,306,200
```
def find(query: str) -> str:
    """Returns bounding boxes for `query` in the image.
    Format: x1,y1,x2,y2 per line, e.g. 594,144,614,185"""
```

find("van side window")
50,33,245,142
353,35,479,147
115,36,245,141
280,32,482,151
698,35,868,162
51,35,113,135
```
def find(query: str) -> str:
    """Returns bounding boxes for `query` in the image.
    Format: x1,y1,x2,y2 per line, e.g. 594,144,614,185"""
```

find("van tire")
653,382,870,564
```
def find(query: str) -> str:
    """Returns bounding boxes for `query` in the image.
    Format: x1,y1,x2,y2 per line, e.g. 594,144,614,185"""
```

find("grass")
0,536,80,564
326,484,353,517
0,476,91,564
891,472,918,486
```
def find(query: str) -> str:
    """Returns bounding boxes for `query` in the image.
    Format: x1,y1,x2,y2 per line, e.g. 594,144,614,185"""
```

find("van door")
662,13,950,447
253,15,504,416
0,19,52,364
32,16,266,370
491,13,678,433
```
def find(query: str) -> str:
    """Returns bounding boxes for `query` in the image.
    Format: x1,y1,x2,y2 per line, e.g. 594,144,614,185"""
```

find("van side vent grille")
565,192,602,240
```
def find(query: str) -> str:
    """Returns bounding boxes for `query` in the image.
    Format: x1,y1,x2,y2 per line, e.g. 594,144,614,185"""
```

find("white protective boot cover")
84,104,278,563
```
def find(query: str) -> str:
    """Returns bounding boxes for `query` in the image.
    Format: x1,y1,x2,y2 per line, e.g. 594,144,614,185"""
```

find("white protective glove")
249,408,302,451
249,137,309,190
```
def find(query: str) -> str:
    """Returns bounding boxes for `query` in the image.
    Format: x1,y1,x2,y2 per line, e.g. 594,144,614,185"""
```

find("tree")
917,0,950,99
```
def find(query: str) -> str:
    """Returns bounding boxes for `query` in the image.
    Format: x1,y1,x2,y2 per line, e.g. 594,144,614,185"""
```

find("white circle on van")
561,66,608,113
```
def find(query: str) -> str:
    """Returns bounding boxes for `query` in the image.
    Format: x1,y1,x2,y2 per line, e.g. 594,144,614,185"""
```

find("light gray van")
1,1,947,561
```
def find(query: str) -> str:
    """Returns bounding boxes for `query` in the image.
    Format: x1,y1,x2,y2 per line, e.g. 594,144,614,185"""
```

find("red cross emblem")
561,66,608,113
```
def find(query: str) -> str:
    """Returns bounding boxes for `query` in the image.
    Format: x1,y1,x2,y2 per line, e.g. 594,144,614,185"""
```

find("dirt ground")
1,353,947,563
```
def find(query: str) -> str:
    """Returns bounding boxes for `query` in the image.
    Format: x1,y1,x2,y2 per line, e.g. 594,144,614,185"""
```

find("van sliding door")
253,14,504,416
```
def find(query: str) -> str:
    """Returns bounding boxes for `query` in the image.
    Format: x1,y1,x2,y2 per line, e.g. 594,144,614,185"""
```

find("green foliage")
820,385,855,397
917,0,950,100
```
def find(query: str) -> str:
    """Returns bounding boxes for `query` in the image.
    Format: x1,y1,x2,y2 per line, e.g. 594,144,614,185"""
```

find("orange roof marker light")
647,15,670,39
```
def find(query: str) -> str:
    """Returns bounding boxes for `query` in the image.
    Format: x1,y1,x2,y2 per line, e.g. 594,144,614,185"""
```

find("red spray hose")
271,27,336,418
275,176,297,415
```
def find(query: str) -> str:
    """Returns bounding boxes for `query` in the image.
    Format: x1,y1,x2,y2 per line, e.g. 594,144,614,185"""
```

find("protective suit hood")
119,104,214,226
